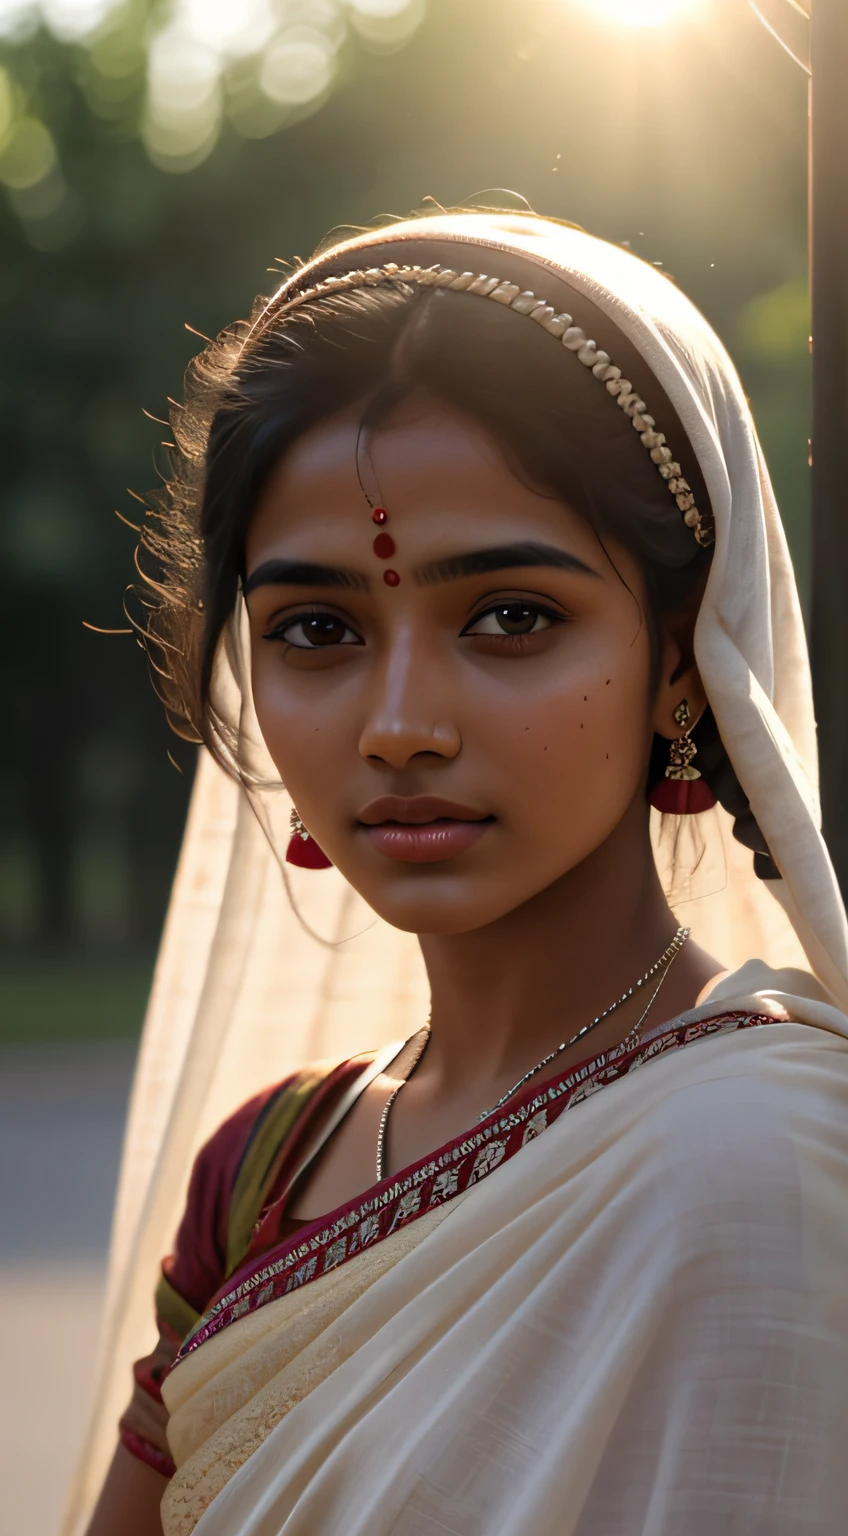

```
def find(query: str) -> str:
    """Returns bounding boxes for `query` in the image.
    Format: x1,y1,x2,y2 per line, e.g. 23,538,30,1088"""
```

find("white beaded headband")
269,261,714,550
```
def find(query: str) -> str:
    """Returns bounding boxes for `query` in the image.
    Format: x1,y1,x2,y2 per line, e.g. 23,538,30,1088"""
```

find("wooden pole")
810,0,848,894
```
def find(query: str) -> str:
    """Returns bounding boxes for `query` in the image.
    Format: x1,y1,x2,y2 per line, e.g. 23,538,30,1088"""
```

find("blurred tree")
0,0,812,981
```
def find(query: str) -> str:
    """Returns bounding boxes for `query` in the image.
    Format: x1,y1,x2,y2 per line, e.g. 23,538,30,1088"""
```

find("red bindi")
366,495,396,579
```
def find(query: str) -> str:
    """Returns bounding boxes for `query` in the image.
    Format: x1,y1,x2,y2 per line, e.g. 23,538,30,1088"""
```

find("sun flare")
576,0,700,28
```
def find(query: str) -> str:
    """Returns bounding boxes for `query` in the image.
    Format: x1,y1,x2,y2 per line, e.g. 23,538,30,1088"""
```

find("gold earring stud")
649,698,716,813
289,808,309,840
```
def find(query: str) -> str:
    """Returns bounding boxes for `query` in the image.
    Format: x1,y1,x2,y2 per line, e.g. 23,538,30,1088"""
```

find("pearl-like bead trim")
273,262,714,549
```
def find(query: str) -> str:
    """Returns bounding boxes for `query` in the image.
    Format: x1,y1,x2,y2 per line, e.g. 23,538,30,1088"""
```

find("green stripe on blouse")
224,1067,328,1280
155,1272,202,1343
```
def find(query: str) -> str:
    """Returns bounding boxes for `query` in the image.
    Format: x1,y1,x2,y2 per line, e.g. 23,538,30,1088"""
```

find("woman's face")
245,395,670,935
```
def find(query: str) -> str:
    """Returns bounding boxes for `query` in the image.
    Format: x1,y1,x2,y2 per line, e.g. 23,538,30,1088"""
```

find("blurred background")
0,0,809,1529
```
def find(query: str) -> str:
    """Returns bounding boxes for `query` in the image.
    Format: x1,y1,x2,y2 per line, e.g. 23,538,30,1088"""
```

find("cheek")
479,648,653,842
248,649,344,788
250,656,289,771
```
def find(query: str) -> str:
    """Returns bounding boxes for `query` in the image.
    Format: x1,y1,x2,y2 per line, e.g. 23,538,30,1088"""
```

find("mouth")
357,796,494,865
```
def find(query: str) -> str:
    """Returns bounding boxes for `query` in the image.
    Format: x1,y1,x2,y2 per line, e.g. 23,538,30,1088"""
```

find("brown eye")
299,615,349,646
494,604,541,635
464,602,555,638
262,611,362,648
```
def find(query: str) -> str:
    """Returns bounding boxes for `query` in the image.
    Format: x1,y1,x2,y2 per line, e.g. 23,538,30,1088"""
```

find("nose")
358,630,461,770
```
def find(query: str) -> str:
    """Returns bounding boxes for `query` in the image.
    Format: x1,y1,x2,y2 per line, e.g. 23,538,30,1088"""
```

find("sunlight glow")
576,0,700,28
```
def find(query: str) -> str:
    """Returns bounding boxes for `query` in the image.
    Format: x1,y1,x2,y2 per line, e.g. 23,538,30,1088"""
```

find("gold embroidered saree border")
161,1204,459,1536
178,1011,772,1363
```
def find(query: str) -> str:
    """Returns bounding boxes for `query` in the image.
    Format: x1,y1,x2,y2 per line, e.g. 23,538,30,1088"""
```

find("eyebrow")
414,542,601,585
243,559,370,596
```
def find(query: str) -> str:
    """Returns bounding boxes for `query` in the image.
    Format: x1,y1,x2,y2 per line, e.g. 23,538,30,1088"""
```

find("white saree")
62,214,848,1536
163,990,848,1536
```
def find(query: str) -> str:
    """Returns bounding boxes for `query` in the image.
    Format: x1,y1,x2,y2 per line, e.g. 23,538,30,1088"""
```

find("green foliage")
735,278,811,590
0,951,155,1043
738,278,810,362
0,1,425,184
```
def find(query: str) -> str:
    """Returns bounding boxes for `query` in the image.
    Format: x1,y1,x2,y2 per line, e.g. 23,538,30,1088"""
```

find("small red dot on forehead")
372,507,388,524
372,532,396,559
383,569,401,587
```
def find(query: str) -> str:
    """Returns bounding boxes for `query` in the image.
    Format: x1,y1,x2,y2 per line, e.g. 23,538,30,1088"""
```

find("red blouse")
119,1056,369,1477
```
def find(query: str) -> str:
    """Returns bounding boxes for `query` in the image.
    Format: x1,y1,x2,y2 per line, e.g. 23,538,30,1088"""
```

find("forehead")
245,395,604,566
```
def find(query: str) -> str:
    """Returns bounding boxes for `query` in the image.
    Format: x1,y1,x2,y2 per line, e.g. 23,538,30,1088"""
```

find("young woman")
81,212,848,1536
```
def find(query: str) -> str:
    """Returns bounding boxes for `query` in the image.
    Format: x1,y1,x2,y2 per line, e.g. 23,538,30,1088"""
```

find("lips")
357,796,493,864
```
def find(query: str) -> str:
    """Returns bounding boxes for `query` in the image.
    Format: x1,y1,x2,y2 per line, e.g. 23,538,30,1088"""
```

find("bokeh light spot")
259,29,336,106
0,116,56,188
0,66,13,140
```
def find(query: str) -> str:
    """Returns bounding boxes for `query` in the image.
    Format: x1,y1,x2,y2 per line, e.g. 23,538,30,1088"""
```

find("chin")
342,871,540,937
372,903,502,937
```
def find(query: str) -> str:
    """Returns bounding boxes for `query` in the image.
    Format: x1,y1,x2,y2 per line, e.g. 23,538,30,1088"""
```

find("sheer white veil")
62,213,848,1534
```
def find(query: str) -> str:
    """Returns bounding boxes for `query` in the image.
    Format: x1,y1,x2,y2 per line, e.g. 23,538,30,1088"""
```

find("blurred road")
0,1043,135,1536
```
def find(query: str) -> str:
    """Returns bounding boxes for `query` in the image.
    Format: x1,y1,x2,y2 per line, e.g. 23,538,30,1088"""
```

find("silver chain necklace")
375,1027,431,1183
376,926,690,1182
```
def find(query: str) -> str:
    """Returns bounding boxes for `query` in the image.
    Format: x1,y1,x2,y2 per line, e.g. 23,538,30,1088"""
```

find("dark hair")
135,275,775,875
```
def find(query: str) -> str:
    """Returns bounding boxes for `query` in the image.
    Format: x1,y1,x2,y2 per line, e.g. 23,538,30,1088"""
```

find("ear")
651,623,707,740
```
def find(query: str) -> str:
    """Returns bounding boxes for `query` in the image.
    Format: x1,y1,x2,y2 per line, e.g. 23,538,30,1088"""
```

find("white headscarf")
62,212,848,1535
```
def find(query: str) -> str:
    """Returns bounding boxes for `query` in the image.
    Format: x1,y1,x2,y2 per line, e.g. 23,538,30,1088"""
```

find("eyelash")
261,610,362,648
261,600,568,650
460,600,566,641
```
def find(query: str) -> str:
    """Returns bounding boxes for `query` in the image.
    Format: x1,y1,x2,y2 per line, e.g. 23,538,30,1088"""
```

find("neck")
417,799,705,1094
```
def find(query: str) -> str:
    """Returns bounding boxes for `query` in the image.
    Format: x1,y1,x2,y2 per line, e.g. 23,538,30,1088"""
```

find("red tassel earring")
286,809,333,869
649,699,717,815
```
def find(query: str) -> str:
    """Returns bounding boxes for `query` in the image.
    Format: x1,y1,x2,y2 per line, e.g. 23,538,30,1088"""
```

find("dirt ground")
0,1043,135,1535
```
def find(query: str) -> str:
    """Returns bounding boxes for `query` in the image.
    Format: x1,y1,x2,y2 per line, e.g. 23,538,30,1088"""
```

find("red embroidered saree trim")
177,1011,771,1363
